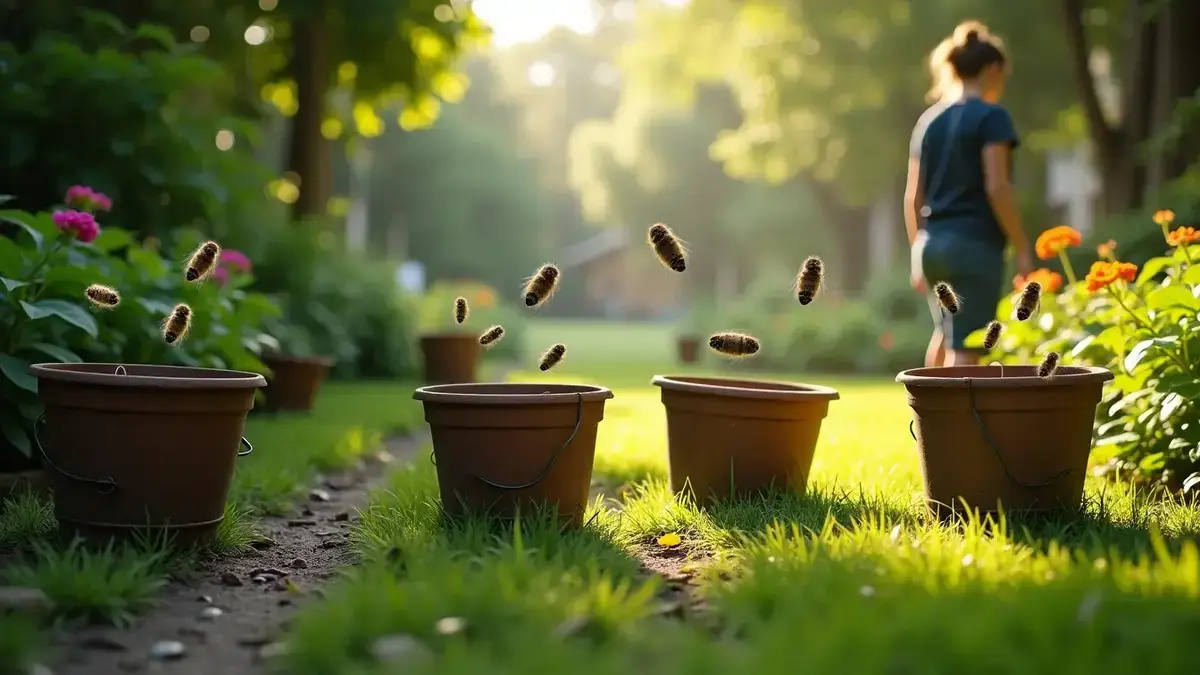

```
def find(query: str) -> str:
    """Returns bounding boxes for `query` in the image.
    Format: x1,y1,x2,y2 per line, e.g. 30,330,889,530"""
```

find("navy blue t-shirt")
910,98,1019,246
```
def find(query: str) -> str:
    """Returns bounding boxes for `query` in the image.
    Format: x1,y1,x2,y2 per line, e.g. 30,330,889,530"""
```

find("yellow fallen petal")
657,533,682,547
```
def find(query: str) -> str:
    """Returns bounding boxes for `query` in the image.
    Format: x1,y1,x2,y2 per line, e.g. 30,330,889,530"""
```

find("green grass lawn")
0,380,423,673
282,320,1200,675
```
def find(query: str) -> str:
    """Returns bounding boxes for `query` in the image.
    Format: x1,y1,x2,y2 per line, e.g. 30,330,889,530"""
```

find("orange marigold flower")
1096,239,1117,259
1085,260,1138,293
1014,268,1064,294
1165,226,1200,247
1034,225,1083,260
1153,209,1176,226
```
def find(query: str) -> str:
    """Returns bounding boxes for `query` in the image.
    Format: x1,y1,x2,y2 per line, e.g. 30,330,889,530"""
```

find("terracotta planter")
413,382,614,527
677,336,700,364
29,363,266,545
262,354,334,412
419,333,481,384
652,375,840,503
897,364,1114,519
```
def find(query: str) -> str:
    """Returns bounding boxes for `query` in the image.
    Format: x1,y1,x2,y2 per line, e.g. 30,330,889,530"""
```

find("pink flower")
212,267,230,285
64,185,112,213
52,210,100,244
220,249,251,272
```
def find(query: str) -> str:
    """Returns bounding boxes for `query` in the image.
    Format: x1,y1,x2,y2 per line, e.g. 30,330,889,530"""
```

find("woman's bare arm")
982,143,1028,251
903,157,923,246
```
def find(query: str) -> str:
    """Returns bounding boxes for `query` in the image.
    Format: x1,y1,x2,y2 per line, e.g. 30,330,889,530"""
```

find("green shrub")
0,198,279,470
968,217,1200,493
234,220,418,380
0,16,271,239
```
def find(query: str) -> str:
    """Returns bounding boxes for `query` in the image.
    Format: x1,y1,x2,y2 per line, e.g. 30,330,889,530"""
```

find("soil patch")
47,433,426,675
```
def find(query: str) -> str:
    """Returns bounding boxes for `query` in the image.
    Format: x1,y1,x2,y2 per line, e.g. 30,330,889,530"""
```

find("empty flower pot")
419,333,481,385
29,363,266,545
261,354,334,412
652,375,840,502
676,336,700,364
896,364,1114,520
413,382,613,527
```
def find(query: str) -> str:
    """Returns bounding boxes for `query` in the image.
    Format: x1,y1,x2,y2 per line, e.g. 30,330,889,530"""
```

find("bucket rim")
261,353,335,367
413,381,614,405
651,375,840,401
30,362,267,390
895,364,1114,388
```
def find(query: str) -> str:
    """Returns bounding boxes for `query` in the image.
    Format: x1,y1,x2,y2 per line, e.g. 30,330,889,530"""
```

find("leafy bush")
705,268,928,374
0,15,271,239
234,219,418,380
969,215,1200,494
0,195,279,470
416,280,526,360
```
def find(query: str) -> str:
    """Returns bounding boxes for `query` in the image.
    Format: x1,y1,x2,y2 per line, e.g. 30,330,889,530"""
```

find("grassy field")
282,320,1200,674
0,381,423,672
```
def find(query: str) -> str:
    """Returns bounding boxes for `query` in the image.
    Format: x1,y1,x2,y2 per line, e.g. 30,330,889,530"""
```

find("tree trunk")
286,12,332,221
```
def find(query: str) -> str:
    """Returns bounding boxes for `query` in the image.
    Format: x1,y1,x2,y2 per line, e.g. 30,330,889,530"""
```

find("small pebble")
333,512,350,522
196,595,212,604
249,567,287,579
0,587,51,614
250,537,277,550
252,575,272,585
300,507,315,517
257,642,290,663
319,539,346,549
288,557,308,569
148,641,186,661
198,607,224,621
287,519,316,527
219,572,243,587
309,489,331,502
272,577,297,593
435,616,467,636
79,635,127,652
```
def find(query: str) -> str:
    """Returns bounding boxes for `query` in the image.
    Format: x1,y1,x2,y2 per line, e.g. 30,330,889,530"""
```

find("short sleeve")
979,106,1020,149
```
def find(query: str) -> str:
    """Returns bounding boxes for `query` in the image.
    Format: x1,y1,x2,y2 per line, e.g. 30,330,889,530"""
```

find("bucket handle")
33,413,254,495
907,378,1071,489
430,392,585,491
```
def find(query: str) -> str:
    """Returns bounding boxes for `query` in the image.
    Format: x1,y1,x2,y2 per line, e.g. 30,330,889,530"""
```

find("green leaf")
0,353,37,393
1096,431,1141,446
0,409,32,458
0,235,25,276
127,246,168,280
26,342,82,363
1124,337,1177,373
42,264,109,291
0,212,44,252
1145,284,1198,312
1136,256,1174,286
20,299,99,337
91,227,135,253
134,23,177,49
0,195,12,204
0,276,27,292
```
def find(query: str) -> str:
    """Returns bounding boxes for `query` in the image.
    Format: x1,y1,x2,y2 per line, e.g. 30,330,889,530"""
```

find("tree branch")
1061,0,1116,152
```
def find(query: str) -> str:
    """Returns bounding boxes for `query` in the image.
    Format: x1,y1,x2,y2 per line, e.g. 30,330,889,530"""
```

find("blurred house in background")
558,228,684,318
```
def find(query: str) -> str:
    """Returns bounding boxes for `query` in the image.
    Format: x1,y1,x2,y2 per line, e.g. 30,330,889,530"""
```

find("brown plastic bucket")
652,375,840,503
262,354,334,412
677,337,700,364
28,363,266,545
896,364,1114,519
419,333,481,384
413,382,613,527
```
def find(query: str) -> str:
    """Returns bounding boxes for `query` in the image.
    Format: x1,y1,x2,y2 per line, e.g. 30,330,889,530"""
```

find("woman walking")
904,20,1032,367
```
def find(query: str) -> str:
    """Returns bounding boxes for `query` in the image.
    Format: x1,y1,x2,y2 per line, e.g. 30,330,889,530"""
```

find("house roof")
558,227,631,269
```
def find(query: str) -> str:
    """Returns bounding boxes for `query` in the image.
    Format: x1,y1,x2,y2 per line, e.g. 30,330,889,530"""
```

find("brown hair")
926,20,1007,102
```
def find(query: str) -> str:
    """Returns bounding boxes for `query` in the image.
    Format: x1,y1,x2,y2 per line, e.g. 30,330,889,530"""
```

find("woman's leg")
945,348,980,366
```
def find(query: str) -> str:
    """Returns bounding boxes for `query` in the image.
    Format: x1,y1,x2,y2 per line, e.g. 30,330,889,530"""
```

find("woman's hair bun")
963,29,980,46
952,20,989,48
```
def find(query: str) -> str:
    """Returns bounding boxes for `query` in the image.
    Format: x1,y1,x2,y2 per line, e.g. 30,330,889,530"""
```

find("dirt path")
48,433,426,675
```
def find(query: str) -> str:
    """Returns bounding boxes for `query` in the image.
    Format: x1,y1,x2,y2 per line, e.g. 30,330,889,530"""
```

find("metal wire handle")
33,413,254,495
430,392,585,491
907,377,1071,489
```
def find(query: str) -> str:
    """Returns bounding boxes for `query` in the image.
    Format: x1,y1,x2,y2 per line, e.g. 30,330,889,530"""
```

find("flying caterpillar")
478,325,505,347
709,332,760,358
794,256,824,305
539,343,566,371
1037,351,1060,378
647,223,686,273
523,264,560,308
1013,281,1042,321
162,303,192,345
84,284,120,309
185,241,221,282
454,297,468,324
933,282,961,315
982,320,1003,350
